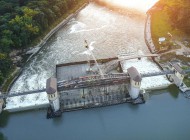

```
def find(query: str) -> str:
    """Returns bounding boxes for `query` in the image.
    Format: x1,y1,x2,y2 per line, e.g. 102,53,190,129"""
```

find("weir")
1,57,190,117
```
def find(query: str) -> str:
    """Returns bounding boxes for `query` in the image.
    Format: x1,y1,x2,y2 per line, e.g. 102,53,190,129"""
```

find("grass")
159,52,176,63
184,77,190,87
159,52,190,63
182,67,190,87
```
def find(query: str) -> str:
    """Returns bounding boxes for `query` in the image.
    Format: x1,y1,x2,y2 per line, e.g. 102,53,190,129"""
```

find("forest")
0,0,87,86
157,0,190,34
150,0,190,51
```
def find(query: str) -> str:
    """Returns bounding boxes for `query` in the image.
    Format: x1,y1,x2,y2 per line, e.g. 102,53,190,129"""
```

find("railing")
141,70,175,78
57,73,130,91
118,54,159,61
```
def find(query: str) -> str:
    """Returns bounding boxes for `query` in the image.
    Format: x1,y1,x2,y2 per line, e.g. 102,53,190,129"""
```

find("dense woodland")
0,0,87,86
151,0,190,34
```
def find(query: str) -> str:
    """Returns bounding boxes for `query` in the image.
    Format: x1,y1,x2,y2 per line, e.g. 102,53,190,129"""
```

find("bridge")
118,53,159,61
99,53,159,74
0,89,46,99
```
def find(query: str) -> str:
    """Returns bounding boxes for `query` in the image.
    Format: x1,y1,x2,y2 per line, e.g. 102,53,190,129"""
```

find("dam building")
0,57,189,118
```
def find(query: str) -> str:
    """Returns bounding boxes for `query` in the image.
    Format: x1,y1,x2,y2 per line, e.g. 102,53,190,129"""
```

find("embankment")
144,14,156,53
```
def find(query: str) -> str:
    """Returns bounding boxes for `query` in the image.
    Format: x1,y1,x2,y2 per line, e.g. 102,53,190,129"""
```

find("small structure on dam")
168,63,185,87
46,78,62,118
127,67,142,99
46,58,146,118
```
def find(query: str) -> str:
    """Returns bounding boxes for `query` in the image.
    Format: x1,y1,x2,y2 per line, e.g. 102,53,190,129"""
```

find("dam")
2,1,190,140
1,52,189,118
0,2,189,117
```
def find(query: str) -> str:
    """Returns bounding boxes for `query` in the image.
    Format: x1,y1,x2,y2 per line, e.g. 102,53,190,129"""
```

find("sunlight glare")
104,0,159,12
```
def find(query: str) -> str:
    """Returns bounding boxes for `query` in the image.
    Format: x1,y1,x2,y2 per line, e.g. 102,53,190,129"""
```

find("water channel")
1,1,190,140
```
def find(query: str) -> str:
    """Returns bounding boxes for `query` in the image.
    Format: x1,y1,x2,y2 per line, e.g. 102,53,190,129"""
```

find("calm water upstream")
1,1,190,140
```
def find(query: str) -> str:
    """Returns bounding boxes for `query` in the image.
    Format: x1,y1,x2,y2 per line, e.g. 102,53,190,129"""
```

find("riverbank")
2,2,89,93
146,4,190,87
144,14,156,53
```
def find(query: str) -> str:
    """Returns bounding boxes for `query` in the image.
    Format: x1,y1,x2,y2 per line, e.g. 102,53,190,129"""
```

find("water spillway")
5,2,170,112
3,2,190,140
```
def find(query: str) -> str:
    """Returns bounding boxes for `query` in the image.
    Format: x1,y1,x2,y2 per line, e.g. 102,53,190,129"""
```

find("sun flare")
104,0,159,12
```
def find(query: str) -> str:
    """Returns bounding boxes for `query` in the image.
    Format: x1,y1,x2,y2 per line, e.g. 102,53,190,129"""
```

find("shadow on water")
167,84,179,99
128,104,139,111
53,116,64,126
0,132,7,140
0,111,10,128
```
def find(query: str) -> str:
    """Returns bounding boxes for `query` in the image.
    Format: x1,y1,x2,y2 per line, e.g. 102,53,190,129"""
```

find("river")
10,2,149,92
1,1,190,140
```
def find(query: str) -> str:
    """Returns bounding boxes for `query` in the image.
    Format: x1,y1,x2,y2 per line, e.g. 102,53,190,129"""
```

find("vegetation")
150,0,190,51
182,66,190,87
0,0,87,87
150,0,190,87
184,76,190,87
159,52,190,63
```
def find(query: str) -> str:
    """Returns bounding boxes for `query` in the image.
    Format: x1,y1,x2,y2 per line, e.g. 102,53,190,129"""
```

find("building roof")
172,64,185,75
158,37,166,42
46,77,57,94
127,66,142,82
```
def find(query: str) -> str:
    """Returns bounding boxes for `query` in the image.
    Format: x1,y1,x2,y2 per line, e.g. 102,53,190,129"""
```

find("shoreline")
4,3,88,93
144,14,156,53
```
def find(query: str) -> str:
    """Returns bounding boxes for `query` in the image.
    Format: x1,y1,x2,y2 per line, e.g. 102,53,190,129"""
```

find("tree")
160,0,190,34
9,7,39,48
0,30,13,52
0,54,12,76
0,1,13,15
